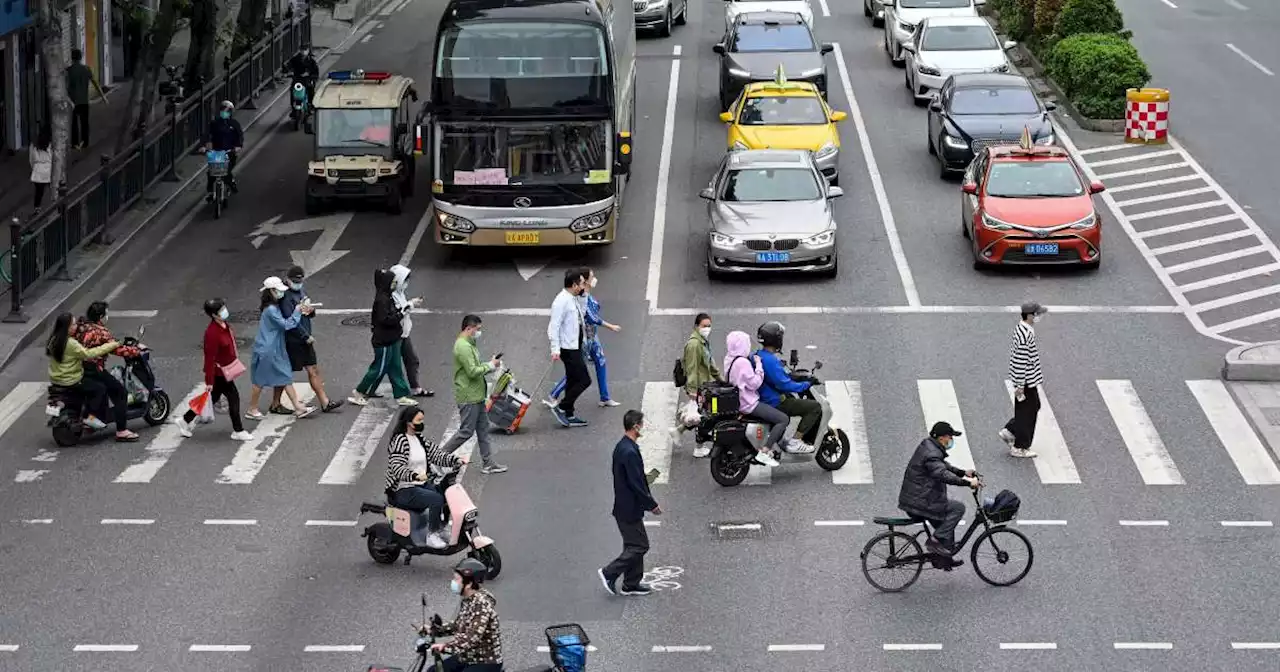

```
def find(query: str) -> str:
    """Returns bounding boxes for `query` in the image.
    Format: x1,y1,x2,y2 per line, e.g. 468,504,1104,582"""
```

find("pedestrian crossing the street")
4,377,1280,490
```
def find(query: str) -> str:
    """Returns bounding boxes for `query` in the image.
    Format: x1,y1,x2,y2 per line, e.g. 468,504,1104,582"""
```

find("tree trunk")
31,0,73,189
183,0,218,93
112,0,181,154
233,0,270,60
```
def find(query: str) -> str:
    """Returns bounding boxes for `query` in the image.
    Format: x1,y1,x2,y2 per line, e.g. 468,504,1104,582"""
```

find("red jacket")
203,321,238,385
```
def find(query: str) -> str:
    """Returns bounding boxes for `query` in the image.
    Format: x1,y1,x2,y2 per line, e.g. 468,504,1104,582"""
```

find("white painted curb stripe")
768,644,825,652
917,380,974,471
306,519,358,527
203,519,258,526
304,645,365,652
1000,642,1057,650
1097,380,1184,485
652,645,712,652
884,643,942,651
189,645,251,652
1114,642,1173,650
100,519,154,525
74,644,138,652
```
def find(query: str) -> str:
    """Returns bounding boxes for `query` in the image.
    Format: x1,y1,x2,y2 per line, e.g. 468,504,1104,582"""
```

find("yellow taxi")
719,69,847,184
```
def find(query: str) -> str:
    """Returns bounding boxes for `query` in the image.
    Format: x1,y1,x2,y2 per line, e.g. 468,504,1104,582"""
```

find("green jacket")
48,339,118,386
681,330,720,395
452,334,492,404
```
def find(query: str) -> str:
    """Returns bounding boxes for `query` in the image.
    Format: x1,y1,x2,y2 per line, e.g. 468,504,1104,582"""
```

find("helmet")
454,557,489,584
756,321,785,350
219,100,234,112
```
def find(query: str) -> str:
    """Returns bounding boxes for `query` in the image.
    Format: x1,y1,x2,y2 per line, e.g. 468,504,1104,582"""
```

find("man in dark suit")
598,409,661,596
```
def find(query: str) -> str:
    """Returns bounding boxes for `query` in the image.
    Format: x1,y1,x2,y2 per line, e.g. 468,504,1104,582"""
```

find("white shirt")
548,289,585,353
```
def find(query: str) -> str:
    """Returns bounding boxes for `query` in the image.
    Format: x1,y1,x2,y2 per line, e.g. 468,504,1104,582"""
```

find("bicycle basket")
545,623,589,672
982,489,1021,524
206,150,230,177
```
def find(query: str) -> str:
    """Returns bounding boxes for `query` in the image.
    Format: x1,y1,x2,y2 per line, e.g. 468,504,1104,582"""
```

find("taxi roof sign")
999,125,1058,156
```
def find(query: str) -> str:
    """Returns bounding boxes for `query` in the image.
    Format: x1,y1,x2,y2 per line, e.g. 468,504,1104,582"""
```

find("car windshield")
732,25,815,52
951,86,1039,114
435,121,611,185
315,108,394,149
985,161,1084,198
921,25,998,51
721,167,822,202
900,0,971,8
739,96,827,125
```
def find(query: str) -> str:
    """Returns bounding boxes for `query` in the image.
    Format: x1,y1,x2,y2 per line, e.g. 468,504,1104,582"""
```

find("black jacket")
611,436,658,523
369,268,404,347
288,53,319,80
206,117,243,151
897,437,968,520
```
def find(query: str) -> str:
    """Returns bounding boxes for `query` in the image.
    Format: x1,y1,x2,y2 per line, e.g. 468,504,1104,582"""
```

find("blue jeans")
550,338,609,402
389,485,444,531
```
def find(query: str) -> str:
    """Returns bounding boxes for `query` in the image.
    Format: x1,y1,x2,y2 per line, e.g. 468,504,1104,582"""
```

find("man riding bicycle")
898,421,980,569
203,100,243,198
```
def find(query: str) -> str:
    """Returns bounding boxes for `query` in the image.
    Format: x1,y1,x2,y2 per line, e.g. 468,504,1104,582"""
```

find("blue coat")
755,348,810,407
250,304,300,387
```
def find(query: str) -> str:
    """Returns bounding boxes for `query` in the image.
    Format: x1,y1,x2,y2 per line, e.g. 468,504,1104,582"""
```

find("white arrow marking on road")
244,213,354,276
514,258,555,281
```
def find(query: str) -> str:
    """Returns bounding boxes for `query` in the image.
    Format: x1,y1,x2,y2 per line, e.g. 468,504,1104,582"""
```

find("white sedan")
724,0,814,32
903,16,1015,104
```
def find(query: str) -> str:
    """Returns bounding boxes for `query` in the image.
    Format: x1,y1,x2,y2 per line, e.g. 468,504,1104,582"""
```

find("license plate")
756,251,791,263
505,231,540,245
1025,243,1059,255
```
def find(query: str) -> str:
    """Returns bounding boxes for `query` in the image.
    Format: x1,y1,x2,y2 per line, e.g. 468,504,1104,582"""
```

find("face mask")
218,307,230,320
472,330,482,340
449,579,462,595
412,421,425,433
634,425,644,438
271,289,283,300
219,111,231,120
101,314,108,324
289,280,303,290
1033,315,1044,324
698,326,711,339
589,276,598,289
302,50,311,57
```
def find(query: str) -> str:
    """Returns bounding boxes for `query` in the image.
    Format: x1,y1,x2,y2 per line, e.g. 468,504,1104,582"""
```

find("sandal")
244,410,265,420
115,430,140,442
269,405,294,416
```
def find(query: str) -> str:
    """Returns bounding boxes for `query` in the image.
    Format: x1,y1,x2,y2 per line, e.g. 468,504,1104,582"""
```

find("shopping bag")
679,399,701,429
189,390,214,423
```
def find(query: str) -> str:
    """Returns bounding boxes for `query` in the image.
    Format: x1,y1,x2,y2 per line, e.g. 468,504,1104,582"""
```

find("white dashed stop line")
0,645,18,652
1233,642,1280,650
189,644,251,652
1119,520,1169,527
1220,520,1272,527
768,644,825,652
1115,642,1173,650
1001,642,1058,650
884,643,942,651
652,645,712,652
99,519,154,525
304,645,365,652
203,519,258,526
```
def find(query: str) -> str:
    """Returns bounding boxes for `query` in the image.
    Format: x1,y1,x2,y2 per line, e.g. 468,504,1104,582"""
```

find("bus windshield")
436,121,612,186
437,21,608,78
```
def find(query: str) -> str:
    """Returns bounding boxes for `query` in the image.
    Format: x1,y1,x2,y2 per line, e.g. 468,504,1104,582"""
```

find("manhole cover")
341,315,371,327
709,521,766,540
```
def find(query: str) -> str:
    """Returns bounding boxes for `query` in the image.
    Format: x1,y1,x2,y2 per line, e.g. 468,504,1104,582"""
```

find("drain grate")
709,521,766,540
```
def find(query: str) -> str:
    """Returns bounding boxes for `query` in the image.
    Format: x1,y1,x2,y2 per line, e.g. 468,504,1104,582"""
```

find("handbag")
220,358,247,381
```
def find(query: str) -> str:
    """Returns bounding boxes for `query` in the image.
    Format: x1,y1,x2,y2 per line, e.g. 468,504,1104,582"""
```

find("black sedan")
714,11,832,111
926,73,1057,178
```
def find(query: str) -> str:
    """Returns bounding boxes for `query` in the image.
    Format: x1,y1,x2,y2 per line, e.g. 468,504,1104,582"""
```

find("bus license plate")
1025,243,1058,255
505,231,540,245
756,252,790,263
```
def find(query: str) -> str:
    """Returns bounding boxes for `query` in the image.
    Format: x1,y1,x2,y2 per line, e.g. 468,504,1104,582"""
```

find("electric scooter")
288,76,313,133
701,349,852,486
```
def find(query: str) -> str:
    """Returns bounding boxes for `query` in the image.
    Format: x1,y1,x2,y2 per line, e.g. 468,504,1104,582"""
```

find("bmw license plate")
756,252,791,263
1025,243,1059,255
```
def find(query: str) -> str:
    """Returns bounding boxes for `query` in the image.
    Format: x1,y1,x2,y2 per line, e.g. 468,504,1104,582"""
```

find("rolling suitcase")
486,366,546,435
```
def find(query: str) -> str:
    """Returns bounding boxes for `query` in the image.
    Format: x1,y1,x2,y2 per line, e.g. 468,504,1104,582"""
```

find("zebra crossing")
5,376,1280,488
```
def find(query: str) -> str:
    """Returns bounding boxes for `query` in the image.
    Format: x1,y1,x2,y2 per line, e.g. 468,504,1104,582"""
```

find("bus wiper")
339,138,386,147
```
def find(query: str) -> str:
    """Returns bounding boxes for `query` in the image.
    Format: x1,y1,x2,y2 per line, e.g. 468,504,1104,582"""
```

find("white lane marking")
400,206,431,266
649,305,1181,316
828,381,873,484
652,645,713,652
100,518,154,525
14,470,48,483
1004,382,1080,484
1224,0,1248,10
832,42,919,306
1139,214,1241,241
320,403,396,484
917,380,974,471
114,384,206,483
1165,245,1269,275
643,520,661,527
745,461,773,486
768,644,825,652
1233,642,1280,649
1094,161,1188,181
1000,642,1058,650
0,644,17,652
814,520,864,526
1187,380,1280,484
1016,519,1068,526
32,449,57,462
304,645,366,652
1149,229,1254,256
1114,186,1215,207
1192,284,1280,312
0,382,46,439
217,388,316,484
306,519,358,527
1158,0,1177,8
717,523,762,531
189,644,251,652
1076,143,1145,156
1221,520,1273,527
1096,380,1184,485
1176,261,1280,292
884,643,942,651
644,44,681,313
1107,173,1203,194
1119,520,1169,526
1208,305,1280,335
105,310,158,318
22,519,53,524
202,519,258,526
1126,200,1226,222
537,645,599,653
1089,149,1181,168
640,383,679,485
1114,642,1173,650
816,0,830,16
74,644,139,652
1225,43,1275,76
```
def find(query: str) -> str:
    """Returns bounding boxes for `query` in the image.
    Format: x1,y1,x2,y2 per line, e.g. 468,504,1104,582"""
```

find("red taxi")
960,137,1105,269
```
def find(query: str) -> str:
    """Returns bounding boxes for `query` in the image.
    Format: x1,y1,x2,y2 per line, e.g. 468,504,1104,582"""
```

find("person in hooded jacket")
278,265,342,413
723,330,782,468
389,264,433,398
898,421,980,569
348,268,415,406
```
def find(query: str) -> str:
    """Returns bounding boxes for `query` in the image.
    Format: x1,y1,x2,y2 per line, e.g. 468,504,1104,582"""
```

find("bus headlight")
570,208,612,232
437,212,475,233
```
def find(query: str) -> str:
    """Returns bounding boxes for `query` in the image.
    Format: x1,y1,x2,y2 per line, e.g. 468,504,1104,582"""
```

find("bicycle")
206,150,231,219
860,477,1033,592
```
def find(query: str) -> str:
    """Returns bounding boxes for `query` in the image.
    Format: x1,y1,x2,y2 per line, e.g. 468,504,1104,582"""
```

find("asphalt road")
1,1,1280,671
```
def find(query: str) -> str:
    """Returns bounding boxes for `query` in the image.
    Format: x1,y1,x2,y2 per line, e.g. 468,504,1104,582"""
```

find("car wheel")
659,8,672,37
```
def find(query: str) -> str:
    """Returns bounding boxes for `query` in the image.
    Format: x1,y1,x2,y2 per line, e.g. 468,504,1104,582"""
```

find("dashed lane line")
537,645,599,653
305,519,358,527
643,520,661,527
643,44,682,313
73,644,138,652
189,645,251,652
814,520,864,526
1220,520,1273,527
767,644,825,652
1015,520,1068,526
1114,642,1173,650
1225,43,1275,77
22,519,52,524
652,645,713,653
202,519,258,526
1233,642,1280,650
1119,520,1170,527
0,645,17,652
304,645,365,653
884,643,942,651
99,518,154,525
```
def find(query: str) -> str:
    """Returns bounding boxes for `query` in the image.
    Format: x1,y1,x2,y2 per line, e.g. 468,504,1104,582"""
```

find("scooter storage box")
699,382,740,418
712,419,747,447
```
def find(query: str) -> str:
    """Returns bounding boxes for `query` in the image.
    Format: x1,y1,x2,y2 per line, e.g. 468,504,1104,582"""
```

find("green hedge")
1055,0,1126,39
1044,33,1151,119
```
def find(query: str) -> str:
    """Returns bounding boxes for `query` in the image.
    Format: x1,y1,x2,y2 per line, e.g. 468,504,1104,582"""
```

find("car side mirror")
789,349,799,367
713,43,726,55
829,111,847,122
719,112,733,123
929,99,942,112
820,43,834,55
408,87,419,102
1002,40,1017,51
827,186,844,198
615,131,632,176
699,187,715,200
962,183,978,195
1089,181,1106,194
1044,101,1057,111
901,42,916,54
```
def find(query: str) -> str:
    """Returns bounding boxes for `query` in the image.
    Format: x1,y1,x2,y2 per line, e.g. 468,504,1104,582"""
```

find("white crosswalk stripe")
319,404,396,485
917,380,976,472
114,385,206,484
1003,382,1081,484
640,383,679,485
1096,380,1185,485
1186,380,1280,485
828,381,873,485
217,388,317,484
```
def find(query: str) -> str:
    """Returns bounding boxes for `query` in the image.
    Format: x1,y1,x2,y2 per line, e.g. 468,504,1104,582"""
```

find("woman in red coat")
175,298,254,440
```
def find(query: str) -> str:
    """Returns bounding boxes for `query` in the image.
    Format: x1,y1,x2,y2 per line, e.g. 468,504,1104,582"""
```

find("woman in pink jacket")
724,330,783,468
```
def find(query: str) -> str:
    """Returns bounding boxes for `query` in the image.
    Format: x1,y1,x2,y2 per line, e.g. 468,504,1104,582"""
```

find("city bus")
419,0,636,246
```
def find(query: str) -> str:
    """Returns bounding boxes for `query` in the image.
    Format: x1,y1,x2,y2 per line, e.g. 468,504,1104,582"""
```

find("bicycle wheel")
970,526,1033,587
860,531,924,593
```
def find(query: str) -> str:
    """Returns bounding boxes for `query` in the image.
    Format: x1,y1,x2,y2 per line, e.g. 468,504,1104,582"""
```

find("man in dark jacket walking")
348,268,414,406
898,422,979,568
598,410,661,597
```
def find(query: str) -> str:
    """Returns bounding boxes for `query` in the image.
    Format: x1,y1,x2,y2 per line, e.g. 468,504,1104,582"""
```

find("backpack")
672,358,687,388
983,489,1021,524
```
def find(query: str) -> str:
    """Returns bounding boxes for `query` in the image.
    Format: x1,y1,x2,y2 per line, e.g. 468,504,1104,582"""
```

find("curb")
1222,342,1280,382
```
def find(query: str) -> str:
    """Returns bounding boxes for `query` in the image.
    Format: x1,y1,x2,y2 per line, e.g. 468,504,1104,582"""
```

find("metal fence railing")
1,12,312,322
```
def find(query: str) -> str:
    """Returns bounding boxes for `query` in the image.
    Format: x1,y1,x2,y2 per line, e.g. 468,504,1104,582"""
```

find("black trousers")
83,366,128,431
401,335,421,389
602,517,649,590
183,376,245,432
1003,385,1041,450
71,104,90,147
33,182,48,208
557,347,590,416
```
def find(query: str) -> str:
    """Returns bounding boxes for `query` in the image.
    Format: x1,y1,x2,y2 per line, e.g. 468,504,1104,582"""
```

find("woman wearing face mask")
175,298,254,440
674,313,721,458
428,558,503,672
723,330,782,468
386,406,468,549
543,267,621,409
246,277,315,420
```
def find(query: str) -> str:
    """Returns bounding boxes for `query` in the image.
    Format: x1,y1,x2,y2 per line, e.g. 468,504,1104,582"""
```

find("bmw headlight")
727,67,750,78
732,140,750,151
981,213,1013,231
803,229,835,246
943,135,967,149
1068,212,1098,229
570,207,612,232
1037,133,1055,146
917,62,941,77
814,143,837,159
437,211,476,233
709,231,740,247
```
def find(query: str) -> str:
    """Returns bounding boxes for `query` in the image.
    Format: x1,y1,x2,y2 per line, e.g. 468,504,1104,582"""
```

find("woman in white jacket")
29,126,52,209
389,264,433,398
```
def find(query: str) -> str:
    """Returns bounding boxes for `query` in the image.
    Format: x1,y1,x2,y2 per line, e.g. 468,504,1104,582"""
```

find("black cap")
1020,301,1048,316
929,421,962,439
287,265,305,281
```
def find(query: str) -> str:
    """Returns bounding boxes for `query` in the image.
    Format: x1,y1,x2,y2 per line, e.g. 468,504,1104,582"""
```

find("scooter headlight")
463,510,478,523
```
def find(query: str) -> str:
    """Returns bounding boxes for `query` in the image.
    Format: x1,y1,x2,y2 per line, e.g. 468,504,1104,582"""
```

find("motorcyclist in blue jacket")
754,321,823,454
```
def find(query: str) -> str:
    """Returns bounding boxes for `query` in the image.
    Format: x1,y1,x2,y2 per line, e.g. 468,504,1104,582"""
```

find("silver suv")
634,0,688,37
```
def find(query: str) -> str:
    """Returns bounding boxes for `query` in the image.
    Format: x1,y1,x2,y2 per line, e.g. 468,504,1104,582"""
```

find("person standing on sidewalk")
598,409,660,597
348,268,415,406
175,298,254,441
544,267,620,410
29,125,52,209
999,302,1046,459
389,263,433,398
547,268,590,428
439,314,508,474
278,265,342,413
65,49,108,149
673,312,720,458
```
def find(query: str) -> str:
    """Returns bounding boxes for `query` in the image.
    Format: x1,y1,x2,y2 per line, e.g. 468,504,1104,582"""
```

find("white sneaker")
174,417,193,438
755,452,780,468
598,399,620,407
84,415,107,430
787,439,817,454
998,428,1016,446
230,430,255,441
693,443,711,459
423,532,448,549
1010,447,1038,458
396,396,418,406
45,404,62,418
347,394,368,406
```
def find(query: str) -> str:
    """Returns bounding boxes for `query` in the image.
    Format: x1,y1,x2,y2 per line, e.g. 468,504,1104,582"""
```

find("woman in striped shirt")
386,405,468,549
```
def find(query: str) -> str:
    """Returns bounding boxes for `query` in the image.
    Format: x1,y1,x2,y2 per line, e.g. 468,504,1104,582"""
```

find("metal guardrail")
1,12,313,322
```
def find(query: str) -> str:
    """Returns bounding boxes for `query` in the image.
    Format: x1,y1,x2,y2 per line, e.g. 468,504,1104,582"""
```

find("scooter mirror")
789,349,799,367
